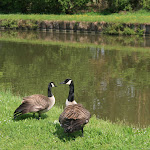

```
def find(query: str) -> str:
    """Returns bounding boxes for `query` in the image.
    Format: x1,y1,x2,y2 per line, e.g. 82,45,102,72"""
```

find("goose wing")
22,94,50,112
60,104,90,119
59,104,91,133
59,104,91,124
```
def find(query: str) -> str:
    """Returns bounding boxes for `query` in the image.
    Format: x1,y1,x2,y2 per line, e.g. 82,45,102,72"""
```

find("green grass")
0,10,150,23
0,90,150,149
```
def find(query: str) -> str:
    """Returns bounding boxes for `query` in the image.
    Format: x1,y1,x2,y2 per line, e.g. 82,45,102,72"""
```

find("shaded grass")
0,10,150,23
0,90,150,149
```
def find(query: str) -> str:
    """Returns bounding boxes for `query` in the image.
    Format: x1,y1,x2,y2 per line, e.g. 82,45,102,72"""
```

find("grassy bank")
0,90,150,149
0,11,150,35
0,10,150,24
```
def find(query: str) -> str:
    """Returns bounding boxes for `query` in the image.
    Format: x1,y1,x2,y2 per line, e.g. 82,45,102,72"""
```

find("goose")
59,79,91,137
14,82,57,120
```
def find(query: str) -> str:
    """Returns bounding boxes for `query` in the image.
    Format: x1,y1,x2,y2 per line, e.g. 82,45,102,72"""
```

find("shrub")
103,23,144,35
0,0,90,14
141,0,150,10
29,0,61,14
105,0,150,12
58,0,90,14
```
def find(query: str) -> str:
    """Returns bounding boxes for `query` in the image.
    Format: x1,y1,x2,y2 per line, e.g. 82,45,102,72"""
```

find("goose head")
49,82,57,88
60,79,73,85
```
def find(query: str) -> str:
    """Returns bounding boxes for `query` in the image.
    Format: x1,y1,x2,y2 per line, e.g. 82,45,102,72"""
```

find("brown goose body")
59,79,91,136
59,104,91,133
14,82,56,119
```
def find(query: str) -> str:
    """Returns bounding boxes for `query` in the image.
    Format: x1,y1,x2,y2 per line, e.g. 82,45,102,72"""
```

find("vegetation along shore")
0,90,150,149
0,10,150,35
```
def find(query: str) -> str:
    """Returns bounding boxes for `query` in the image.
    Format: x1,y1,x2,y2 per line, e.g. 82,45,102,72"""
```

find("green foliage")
0,0,150,14
2,0,150,14
0,0,61,14
0,19,38,29
0,0,30,13
29,0,61,14
141,0,150,9
1,19,18,28
107,0,132,12
0,0,90,14
103,23,144,35
123,27,137,35
105,0,150,12
58,0,90,14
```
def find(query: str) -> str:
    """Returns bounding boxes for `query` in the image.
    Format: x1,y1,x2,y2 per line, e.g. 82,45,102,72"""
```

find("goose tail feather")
63,119,85,133
14,102,30,119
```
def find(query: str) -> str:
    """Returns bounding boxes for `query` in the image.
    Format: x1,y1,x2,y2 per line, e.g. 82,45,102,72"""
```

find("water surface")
0,30,150,127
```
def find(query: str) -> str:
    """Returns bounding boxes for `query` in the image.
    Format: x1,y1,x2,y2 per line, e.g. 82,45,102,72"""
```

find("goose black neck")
48,86,53,97
68,81,74,102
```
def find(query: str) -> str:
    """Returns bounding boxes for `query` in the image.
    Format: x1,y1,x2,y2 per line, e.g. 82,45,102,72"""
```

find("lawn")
0,90,150,149
0,10,150,24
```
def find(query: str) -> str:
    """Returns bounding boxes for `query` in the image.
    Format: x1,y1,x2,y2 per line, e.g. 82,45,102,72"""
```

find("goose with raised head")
59,79,91,137
14,82,57,120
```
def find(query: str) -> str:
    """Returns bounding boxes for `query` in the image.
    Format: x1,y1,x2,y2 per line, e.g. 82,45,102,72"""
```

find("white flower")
53,120,59,124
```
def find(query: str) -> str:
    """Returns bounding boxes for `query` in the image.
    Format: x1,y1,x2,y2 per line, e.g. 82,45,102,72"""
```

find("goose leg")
38,113,41,120
81,128,84,137
33,113,35,118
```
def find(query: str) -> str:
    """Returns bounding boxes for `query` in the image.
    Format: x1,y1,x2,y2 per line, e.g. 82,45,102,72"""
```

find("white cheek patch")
51,83,55,87
66,80,72,85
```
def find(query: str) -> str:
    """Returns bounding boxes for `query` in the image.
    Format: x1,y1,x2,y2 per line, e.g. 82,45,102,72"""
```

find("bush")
29,0,61,14
103,23,144,35
0,0,90,14
107,0,131,12
141,0,150,10
105,0,150,12
0,0,149,14
58,0,90,14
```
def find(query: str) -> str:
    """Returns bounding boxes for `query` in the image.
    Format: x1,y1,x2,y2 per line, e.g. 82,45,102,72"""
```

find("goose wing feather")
59,104,91,133
22,94,50,111
14,94,50,116
60,104,90,120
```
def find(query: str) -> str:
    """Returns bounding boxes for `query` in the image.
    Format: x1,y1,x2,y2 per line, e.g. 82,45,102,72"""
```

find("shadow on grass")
53,123,83,141
13,113,48,121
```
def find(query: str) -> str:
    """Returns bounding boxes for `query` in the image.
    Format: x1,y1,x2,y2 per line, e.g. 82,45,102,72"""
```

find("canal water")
0,30,150,127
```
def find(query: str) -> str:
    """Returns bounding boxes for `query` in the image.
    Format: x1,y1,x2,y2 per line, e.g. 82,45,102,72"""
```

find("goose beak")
60,81,65,84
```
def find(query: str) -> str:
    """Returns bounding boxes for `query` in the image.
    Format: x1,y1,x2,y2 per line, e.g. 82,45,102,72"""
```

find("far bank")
0,13,150,35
